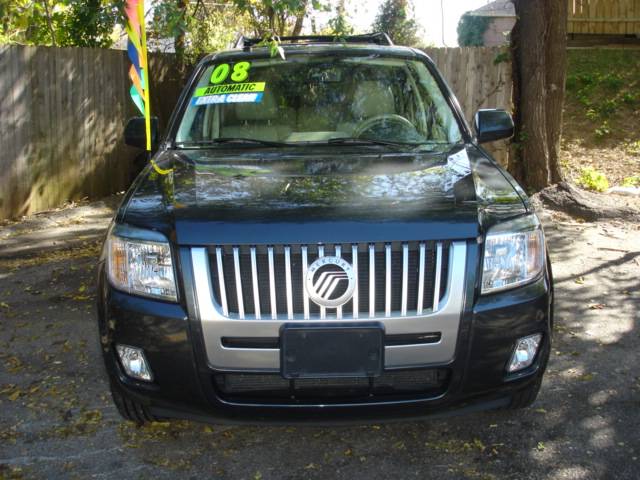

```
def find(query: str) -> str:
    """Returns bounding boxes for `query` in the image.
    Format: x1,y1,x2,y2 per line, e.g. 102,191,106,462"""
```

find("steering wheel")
352,114,415,139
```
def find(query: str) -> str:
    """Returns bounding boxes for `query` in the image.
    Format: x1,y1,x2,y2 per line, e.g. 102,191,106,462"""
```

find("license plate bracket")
280,323,384,379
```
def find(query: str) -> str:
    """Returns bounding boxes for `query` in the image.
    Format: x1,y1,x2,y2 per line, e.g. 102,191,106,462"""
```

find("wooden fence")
0,45,513,220
0,45,182,220
568,0,640,35
424,46,513,167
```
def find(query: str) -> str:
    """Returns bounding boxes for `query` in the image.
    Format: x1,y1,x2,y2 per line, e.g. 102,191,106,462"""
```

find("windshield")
175,54,463,147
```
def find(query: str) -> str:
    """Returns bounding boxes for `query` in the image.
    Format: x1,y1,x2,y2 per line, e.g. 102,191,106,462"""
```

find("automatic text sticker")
192,62,265,105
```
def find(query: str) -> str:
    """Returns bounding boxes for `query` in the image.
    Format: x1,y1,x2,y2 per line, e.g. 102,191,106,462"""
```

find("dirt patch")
561,48,640,187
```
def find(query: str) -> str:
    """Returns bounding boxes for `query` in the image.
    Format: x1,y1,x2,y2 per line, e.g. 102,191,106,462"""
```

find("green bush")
577,167,610,192
622,175,640,187
598,99,618,117
594,121,611,139
602,74,624,91
622,92,637,104
577,91,592,106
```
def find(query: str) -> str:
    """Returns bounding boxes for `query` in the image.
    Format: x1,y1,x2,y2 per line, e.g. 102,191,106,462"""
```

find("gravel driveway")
1,199,638,479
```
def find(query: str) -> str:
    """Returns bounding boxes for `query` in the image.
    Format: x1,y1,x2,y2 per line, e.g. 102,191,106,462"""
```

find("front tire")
110,382,157,424
507,375,543,409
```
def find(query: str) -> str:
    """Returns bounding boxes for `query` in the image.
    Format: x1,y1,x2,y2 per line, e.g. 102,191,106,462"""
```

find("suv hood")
118,145,529,245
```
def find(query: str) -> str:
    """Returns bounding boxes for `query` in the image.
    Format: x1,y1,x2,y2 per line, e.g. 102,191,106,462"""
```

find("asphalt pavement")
0,200,638,480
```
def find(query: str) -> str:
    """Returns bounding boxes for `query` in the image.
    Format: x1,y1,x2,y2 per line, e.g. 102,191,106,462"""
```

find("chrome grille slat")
318,245,326,320
301,246,310,320
433,242,443,312
416,242,426,314
232,247,245,319
369,244,375,318
215,247,229,317
267,247,277,320
250,247,261,319
207,241,451,320
335,244,343,320
284,246,293,320
401,243,409,316
385,243,391,317
352,244,359,319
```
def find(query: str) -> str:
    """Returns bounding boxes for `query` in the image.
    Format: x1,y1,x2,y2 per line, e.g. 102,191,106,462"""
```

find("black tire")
507,374,543,409
110,383,157,424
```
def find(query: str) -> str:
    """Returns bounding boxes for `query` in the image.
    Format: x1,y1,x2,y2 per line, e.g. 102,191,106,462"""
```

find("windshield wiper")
327,138,465,153
175,138,291,148
326,137,416,148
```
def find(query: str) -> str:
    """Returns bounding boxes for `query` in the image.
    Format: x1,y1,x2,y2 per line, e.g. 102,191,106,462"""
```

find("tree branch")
40,0,57,47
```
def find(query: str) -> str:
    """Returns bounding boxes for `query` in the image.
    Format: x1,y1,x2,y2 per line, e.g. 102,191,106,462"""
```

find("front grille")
208,242,450,320
213,368,450,403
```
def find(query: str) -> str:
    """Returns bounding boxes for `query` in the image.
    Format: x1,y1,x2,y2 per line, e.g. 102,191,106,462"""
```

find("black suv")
97,34,552,424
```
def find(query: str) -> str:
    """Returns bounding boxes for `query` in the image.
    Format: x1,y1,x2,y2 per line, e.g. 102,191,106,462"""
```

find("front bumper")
96,241,552,423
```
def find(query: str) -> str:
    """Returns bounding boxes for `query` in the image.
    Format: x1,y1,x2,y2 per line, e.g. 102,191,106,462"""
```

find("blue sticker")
192,92,264,106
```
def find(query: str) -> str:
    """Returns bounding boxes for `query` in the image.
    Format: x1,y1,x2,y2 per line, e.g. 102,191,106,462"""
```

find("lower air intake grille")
213,369,450,403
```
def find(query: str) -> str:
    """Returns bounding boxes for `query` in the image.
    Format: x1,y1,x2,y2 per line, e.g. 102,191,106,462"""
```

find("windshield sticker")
191,61,263,105
194,82,265,97
447,148,471,175
210,61,251,84
192,92,263,106
192,80,265,105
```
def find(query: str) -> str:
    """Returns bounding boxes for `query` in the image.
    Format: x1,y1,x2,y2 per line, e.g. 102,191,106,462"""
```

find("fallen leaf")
588,303,606,309
574,276,585,284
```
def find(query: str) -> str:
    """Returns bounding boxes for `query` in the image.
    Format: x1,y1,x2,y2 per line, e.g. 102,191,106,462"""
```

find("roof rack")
234,32,394,51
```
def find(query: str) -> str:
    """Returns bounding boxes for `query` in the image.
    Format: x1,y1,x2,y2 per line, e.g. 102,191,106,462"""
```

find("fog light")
507,334,542,372
116,344,153,382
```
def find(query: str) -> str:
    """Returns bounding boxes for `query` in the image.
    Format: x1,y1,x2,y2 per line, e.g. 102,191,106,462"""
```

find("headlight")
481,215,545,294
107,225,177,301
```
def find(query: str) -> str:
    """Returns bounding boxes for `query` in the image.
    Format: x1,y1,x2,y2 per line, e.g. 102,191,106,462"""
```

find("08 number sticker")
210,61,251,84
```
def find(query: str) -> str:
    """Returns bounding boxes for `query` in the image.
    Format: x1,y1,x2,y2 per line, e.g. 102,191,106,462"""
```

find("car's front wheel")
110,382,157,424
507,375,543,409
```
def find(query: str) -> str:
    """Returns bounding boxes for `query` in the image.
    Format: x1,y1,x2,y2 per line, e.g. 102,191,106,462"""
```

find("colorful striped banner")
125,0,151,151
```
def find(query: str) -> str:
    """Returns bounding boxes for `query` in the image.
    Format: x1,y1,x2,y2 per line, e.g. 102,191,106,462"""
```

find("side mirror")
124,116,159,149
474,109,514,143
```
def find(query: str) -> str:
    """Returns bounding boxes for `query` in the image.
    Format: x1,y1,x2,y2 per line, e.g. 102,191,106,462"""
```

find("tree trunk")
511,0,567,192
174,0,189,61
291,0,308,37
544,0,568,184
40,0,57,47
